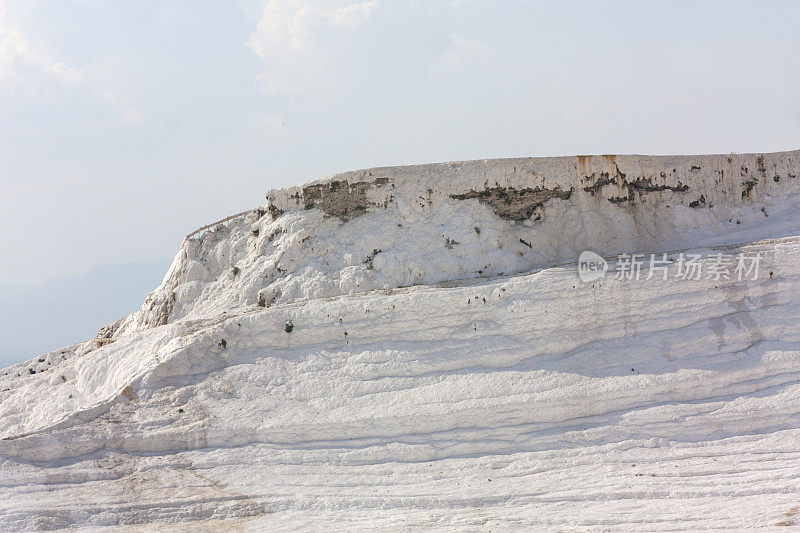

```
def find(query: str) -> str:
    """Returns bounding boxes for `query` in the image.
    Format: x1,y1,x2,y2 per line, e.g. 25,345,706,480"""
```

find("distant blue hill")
0,259,171,368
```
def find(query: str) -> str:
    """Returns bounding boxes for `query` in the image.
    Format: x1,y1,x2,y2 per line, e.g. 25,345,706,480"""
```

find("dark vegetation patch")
689,195,706,208
625,176,690,193
583,164,689,205
756,154,766,175
608,196,631,204
267,204,284,220
364,249,381,269
742,178,758,198
450,185,572,221
582,172,617,195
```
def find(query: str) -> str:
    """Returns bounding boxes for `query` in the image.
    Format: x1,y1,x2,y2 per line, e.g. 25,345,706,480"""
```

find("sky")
1,0,799,285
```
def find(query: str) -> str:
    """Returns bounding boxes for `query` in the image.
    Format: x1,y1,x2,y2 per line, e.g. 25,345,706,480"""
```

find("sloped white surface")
2,152,800,530
115,150,800,334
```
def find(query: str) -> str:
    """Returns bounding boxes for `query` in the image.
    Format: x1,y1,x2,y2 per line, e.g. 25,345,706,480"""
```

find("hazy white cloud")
250,0,377,50
431,34,493,70
0,8,85,89
0,4,142,122
248,0,378,95
119,107,144,124
263,112,288,127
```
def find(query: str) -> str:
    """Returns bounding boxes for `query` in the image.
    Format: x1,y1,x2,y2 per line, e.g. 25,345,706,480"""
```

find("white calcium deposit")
2,151,800,531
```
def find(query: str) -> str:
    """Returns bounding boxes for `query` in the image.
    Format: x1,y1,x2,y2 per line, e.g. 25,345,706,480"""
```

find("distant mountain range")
0,259,170,367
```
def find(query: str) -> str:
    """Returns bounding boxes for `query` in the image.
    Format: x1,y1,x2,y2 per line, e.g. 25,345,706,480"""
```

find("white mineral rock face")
1,151,800,530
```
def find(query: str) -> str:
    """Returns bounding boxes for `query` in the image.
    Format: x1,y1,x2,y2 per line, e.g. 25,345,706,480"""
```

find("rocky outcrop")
2,150,800,531
107,151,800,338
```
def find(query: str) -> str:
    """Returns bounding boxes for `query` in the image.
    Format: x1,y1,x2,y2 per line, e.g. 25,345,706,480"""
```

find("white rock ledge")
1,151,800,531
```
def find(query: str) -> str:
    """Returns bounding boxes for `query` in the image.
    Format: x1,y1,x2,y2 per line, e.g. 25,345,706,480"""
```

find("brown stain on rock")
601,154,617,167
141,290,175,327
577,155,591,175
302,178,390,219
121,386,136,400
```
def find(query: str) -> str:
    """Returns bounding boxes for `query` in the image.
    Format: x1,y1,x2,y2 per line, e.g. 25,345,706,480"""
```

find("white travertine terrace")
1,151,800,531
